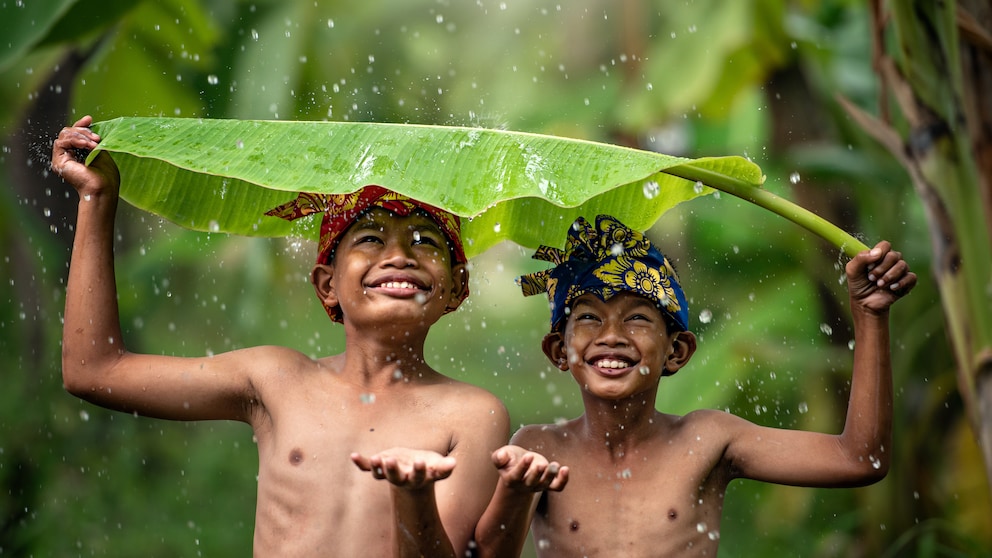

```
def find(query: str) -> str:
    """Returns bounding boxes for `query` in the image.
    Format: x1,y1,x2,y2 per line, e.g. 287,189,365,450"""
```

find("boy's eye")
576,313,600,322
356,234,384,245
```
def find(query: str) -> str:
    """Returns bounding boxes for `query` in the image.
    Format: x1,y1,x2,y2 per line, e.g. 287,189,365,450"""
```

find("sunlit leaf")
88,116,866,258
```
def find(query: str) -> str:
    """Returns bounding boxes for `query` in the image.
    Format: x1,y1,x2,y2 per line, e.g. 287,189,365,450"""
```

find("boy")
52,116,510,557
475,214,915,557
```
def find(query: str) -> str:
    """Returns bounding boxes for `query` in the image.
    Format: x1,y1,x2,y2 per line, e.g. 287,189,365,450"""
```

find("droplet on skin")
360,393,376,404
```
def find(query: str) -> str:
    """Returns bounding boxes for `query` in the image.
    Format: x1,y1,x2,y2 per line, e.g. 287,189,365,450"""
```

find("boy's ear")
311,264,339,311
663,330,697,376
542,332,568,370
444,263,470,312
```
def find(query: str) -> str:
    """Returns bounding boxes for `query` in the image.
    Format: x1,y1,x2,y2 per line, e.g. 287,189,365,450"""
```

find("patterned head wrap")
518,215,688,333
265,186,468,322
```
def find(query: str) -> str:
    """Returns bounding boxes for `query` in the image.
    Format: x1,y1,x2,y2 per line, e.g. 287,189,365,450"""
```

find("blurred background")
2,0,990,556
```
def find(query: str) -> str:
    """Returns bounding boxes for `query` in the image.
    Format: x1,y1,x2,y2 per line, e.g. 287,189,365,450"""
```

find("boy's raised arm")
53,116,258,422
722,240,916,487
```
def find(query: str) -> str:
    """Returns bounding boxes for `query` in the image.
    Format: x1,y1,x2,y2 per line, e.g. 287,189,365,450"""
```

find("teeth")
595,359,630,369
380,281,418,290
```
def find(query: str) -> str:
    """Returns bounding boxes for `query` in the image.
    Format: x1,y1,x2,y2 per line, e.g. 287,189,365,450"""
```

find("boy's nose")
596,319,629,346
380,240,417,267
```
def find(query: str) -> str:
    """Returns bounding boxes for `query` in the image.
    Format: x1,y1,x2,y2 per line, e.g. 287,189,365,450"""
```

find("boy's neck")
579,394,664,457
339,325,434,386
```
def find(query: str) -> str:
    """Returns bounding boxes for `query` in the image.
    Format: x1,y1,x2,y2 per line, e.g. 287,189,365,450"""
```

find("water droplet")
696,522,707,533
642,180,659,199
609,243,623,256
207,74,219,85
789,171,801,184
848,340,856,350
798,401,808,414
414,293,427,304
493,222,501,233
360,393,376,404
638,366,651,376
208,220,220,233
693,181,704,194
620,468,632,479
79,410,90,421
819,323,833,336
698,309,713,324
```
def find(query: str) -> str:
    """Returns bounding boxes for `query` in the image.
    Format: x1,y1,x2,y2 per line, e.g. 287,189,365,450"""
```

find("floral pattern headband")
518,215,688,332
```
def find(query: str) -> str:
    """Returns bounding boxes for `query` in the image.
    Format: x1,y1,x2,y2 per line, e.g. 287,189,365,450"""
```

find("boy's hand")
52,115,120,197
846,240,917,313
491,445,569,493
351,449,456,490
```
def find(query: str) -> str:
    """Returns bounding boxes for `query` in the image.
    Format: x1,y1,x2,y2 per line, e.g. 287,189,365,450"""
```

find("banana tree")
841,0,992,494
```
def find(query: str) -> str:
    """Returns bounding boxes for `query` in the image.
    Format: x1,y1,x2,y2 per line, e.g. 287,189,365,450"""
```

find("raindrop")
620,468,632,479
208,220,220,233
798,401,808,414
79,410,89,421
693,181,704,194
360,393,376,404
819,323,833,336
493,222,501,233
235,139,244,149
251,29,259,41
789,171,801,184
207,75,219,85
696,522,707,533
848,339,856,350
642,181,659,199
698,309,713,324
414,293,427,304
83,194,92,202
609,243,623,256
638,366,650,376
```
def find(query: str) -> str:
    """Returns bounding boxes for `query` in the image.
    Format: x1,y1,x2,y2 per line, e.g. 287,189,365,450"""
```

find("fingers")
52,115,102,179
856,241,916,294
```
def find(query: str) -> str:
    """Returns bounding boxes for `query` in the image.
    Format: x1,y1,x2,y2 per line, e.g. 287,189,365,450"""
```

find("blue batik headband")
518,215,689,333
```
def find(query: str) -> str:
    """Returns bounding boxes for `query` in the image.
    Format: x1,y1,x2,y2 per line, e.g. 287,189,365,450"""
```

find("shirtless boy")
475,214,916,557
52,116,509,557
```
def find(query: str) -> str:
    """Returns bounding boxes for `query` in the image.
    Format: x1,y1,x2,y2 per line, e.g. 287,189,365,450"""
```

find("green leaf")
88,116,866,257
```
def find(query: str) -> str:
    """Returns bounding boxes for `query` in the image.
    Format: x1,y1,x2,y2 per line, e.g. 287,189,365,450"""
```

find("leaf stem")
665,164,869,258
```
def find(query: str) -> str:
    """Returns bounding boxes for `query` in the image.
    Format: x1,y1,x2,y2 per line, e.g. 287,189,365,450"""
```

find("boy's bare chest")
258,379,457,460
533,437,729,556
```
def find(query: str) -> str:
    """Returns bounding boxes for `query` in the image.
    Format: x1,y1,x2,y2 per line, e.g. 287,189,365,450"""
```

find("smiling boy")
475,214,916,557
52,116,509,557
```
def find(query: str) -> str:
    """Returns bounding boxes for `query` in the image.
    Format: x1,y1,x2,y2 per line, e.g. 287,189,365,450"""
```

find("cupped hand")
491,445,568,493
351,448,456,490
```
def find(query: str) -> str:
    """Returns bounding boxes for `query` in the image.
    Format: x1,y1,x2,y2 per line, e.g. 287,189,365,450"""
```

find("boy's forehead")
572,291,662,312
348,207,444,233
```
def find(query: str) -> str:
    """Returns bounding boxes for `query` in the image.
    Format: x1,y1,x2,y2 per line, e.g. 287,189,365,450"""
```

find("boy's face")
314,208,467,328
542,292,695,401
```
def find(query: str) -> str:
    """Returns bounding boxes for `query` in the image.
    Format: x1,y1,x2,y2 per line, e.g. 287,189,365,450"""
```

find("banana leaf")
88,117,868,258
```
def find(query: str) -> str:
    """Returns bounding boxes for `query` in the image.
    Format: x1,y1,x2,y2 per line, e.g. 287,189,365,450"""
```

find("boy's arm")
351,391,511,558
54,116,260,422
723,241,916,487
474,441,569,558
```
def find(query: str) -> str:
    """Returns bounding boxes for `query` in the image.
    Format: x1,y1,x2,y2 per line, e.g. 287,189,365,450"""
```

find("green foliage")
1,0,988,557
